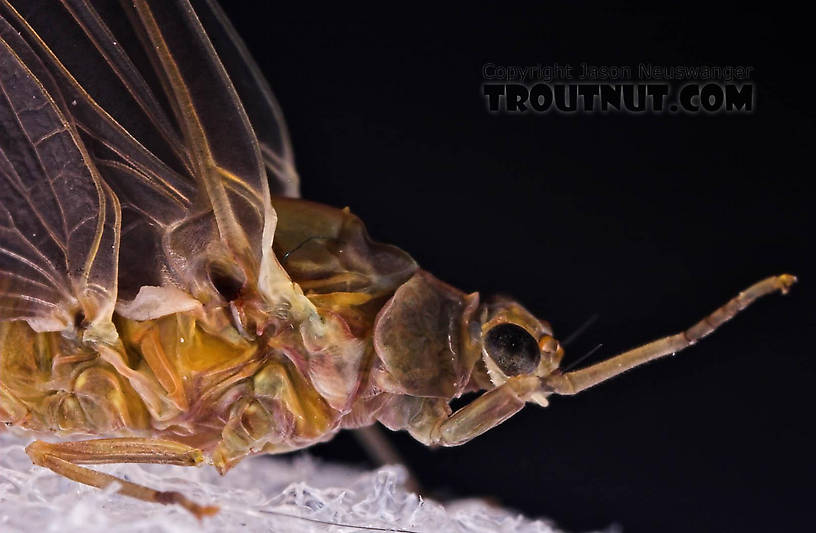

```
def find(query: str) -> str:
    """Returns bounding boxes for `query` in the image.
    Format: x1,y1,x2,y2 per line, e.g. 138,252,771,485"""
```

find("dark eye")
208,263,244,302
484,323,541,376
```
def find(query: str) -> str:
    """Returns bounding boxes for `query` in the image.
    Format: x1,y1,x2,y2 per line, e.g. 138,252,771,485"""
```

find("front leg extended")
421,377,540,447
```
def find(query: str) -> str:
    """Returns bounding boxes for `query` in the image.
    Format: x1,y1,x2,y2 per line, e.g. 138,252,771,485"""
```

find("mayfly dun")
0,0,796,521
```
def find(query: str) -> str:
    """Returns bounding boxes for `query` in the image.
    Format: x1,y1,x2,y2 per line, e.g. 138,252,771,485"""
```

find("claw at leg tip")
192,504,220,520
778,273,797,294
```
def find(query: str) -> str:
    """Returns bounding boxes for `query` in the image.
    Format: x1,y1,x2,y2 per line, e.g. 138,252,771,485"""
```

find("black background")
221,6,812,533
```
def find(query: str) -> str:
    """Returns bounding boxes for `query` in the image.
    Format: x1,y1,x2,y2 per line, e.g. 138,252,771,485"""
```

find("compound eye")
484,323,541,376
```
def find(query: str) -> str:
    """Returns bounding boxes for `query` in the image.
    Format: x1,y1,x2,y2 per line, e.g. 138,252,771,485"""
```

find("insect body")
0,0,796,518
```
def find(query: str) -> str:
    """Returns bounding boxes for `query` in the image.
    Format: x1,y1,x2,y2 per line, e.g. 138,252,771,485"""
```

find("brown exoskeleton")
0,0,796,519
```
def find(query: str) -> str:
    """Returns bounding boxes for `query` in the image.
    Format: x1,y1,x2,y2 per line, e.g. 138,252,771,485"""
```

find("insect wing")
193,0,300,198
0,0,299,330
0,13,118,336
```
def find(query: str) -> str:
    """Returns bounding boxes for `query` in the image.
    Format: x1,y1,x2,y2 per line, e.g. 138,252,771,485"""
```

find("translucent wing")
0,0,300,333
0,14,119,337
193,0,300,197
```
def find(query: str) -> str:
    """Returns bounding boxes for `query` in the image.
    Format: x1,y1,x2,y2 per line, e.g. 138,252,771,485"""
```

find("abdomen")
0,320,150,436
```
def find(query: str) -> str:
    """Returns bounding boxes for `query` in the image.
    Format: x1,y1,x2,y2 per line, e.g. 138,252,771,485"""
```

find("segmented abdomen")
0,320,150,436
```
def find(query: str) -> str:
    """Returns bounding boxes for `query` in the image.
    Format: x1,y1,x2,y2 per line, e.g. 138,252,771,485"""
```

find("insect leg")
393,377,540,447
542,274,797,396
25,438,218,519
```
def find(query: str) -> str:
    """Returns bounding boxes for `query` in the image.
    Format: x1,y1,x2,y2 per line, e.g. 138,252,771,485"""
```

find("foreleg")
386,377,540,447
543,274,796,395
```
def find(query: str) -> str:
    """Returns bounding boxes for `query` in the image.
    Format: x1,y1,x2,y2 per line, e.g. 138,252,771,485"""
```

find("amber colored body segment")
0,198,491,472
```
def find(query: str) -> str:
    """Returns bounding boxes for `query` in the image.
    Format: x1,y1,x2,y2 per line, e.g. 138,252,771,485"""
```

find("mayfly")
0,0,795,520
